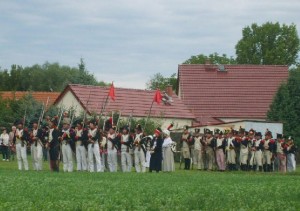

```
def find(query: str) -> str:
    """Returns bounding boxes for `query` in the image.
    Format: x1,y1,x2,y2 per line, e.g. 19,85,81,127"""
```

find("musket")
38,97,50,129
70,105,77,126
102,112,107,131
116,111,122,132
127,109,133,130
83,91,92,128
57,107,64,128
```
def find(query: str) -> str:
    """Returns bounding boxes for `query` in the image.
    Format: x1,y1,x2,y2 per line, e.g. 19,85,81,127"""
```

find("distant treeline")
0,59,107,92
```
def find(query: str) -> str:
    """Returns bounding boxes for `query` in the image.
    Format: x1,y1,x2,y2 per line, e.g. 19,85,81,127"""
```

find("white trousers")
76,145,87,171
16,143,28,170
134,149,145,173
121,151,132,172
107,149,118,172
33,143,43,171
287,154,296,172
31,145,36,170
62,144,73,172
88,143,102,172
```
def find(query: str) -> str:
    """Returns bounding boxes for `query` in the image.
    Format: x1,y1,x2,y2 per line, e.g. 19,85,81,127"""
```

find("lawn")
0,158,299,211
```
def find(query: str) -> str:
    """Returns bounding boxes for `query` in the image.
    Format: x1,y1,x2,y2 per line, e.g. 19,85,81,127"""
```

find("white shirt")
162,137,173,148
121,134,129,151
0,133,9,146
107,133,116,150
194,136,202,150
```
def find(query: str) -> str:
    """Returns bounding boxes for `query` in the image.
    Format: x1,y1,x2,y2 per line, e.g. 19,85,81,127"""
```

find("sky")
0,0,300,89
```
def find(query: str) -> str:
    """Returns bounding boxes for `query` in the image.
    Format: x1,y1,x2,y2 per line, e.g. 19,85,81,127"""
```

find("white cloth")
88,143,102,172
0,133,9,146
287,153,296,172
121,151,132,172
76,145,87,171
31,144,36,170
107,133,117,172
16,143,29,170
162,137,175,172
61,143,73,172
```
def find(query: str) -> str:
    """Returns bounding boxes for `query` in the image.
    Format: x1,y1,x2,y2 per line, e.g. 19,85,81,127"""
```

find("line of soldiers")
7,113,173,173
180,126,297,172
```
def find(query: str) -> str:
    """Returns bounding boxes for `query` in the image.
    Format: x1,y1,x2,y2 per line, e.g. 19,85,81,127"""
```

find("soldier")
202,129,215,171
149,128,163,173
193,129,204,170
87,119,102,172
120,126,133,172
107,126,118,172
15,121,29,171
59,118,75,172
215,131,226,171
239,129,249,171
248,129,256,171
276,134,287,173
262,130,276,172
286,137,297,172
133,124,146,173
181,126,193,170
31,120,44,171
253,132,264,172
74,120,88,171
226,130,237,171
46,117,60,172
99,130,107,171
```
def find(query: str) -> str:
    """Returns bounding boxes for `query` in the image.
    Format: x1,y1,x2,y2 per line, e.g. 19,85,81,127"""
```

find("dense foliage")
0,59,107,92
268,67,300,144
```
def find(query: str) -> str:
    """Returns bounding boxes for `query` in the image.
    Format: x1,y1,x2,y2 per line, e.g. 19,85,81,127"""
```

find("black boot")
228,164,232,171
187,159,191,170
263,164,267,172
184,159,188,170
253,165,257,171
259,166,263,172
267,164,272,172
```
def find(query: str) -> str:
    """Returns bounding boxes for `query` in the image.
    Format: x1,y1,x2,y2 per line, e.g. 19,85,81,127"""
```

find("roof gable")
178,64,289,125
55,84,195,120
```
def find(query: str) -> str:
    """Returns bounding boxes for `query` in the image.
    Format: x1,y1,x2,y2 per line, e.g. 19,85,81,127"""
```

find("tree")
267,66,300,144
183,52,236,64
236,22,300,66
146,73,178,92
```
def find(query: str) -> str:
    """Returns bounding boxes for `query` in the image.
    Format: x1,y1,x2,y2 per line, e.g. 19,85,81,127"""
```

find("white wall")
56,91,84,116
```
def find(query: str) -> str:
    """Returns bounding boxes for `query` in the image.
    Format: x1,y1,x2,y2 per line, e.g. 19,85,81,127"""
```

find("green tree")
183,52,236,64
267,66,300,144
146,73,178,92
236,22,300,66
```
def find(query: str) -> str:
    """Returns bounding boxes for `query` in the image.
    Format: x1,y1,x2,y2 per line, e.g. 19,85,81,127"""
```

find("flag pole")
143,100,154,131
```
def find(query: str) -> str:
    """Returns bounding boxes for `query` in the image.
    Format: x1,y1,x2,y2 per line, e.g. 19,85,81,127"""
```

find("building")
177,64,289,127
0,91,60,105
54,84,195,129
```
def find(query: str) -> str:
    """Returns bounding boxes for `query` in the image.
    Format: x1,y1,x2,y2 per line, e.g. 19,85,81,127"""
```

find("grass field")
0,158,300,211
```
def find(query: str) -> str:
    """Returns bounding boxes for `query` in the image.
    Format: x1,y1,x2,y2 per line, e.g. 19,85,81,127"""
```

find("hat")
62,117,71,125
276,134,283,139
50,116,59,126
239,127,245,134
288,136,293,140
74,119,83,127
89,119,97,126
183,125,189,131
255,132,262,137
154,127,162,136
136,124,142,132
265,129,272,137
195,128,200,133
111,126,116,131
205,129,213,135
214,128,220,135
249,129,255,135
167,123,174,130
163,129,170,136
31,119,39,125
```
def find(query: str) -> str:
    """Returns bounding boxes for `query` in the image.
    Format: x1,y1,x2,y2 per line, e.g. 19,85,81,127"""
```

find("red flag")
108,82,115,101
153,89,162,104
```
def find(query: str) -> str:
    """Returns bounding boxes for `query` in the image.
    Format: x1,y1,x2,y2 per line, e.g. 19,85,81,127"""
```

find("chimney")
166,85,173,96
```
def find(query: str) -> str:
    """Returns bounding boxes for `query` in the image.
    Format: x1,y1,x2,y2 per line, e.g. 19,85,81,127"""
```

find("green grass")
0,158,300,211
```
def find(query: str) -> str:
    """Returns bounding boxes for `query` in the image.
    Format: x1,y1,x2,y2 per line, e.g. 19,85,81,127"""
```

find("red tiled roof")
178,64,289,125
0,91,60,105
55,84,195,120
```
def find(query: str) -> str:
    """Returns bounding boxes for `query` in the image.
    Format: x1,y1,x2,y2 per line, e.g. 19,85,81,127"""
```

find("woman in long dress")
162,129,175,172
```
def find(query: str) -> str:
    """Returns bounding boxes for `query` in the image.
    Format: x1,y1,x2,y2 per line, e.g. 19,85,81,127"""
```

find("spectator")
1,128,10,161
